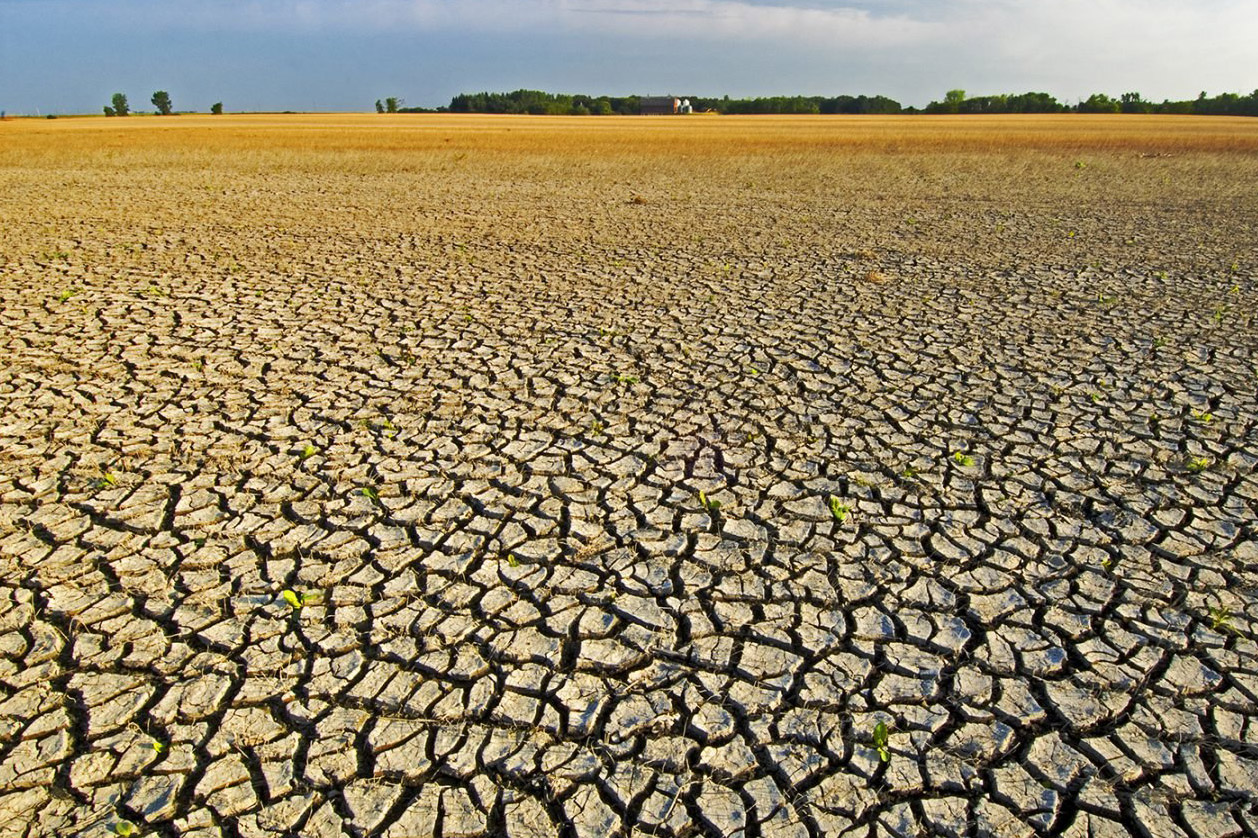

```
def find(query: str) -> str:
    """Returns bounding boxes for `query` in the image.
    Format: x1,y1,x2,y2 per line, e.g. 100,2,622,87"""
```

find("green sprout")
281,589,306,610
1208,605,1235,634
378,417,398,438
747,366,761,376
1152,335,1168,349
1191,409,1214,424
1187,456,1211,474
697,490,721,513
901,466,918,481
299,443,317,460
506,554,520,568
828,495,850,524
95,471,119,489
149,739,167,754
951,451,974,468
611,372,639,386
57,288,77,303
1100,554,1116,572
111,821,137,837
589,419,605,436
872,721,891,763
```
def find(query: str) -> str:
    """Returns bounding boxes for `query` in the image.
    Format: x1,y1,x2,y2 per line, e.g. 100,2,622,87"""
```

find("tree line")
102,92,222,116
434,88,1258,117
442,90,903,115
924,89,1258,116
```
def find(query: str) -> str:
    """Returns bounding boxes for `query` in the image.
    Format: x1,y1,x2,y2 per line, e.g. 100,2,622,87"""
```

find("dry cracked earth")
2,115,1258,837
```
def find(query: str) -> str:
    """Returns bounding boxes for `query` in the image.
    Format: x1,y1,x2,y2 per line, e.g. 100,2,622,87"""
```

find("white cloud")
551,0,941,47
5,0,1255,110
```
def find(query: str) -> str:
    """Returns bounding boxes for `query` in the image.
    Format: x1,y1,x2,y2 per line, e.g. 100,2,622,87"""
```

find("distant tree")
1079,93,1120,113
103,105,116,117
924,89,967,114
1005,91,1065,113
211,102,223,115
375,99,384,113
385,97,400,113
151,90,173,115
111,92,130,116
1120,92,1150,114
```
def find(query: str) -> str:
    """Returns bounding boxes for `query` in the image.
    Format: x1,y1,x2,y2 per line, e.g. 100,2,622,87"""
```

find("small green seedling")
378,417,398,438
952,451,974,467
1152,336,1168,349
1187,456,1211,474
111,821,137,837
507,554,520,568
149,739,167,754
1208,605,1235,634
872,721,891,763
57,288,77,303
698,490,721,513
359,486,380,503
1213,306,1228,325
747,366,761,376
1191,409,1214,424
589,419,605,436
95,471,119,489
612,372,638,385
281,589,307,609
299,443,317,460
828,495,850,523
1100,554,1116,572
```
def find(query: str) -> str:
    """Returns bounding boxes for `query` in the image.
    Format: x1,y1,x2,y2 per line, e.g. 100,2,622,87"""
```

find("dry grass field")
2,113,1257,837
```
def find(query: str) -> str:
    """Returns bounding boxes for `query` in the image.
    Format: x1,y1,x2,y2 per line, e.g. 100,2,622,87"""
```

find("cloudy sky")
3,0,1256,114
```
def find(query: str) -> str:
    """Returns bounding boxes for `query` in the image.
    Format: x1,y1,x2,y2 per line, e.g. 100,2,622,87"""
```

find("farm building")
640,96,680,115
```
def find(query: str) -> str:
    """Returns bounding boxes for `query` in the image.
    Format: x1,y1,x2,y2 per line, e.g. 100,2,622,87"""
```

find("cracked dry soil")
2,114,1258,837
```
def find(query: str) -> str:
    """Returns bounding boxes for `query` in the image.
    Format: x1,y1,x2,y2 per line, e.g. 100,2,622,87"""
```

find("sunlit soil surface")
2,114,1258,836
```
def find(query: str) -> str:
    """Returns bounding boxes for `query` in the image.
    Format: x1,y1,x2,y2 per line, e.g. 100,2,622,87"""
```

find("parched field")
2,113,1258,837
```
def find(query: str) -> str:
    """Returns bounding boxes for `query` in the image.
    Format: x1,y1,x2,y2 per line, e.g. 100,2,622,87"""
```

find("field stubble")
1,114,1257,837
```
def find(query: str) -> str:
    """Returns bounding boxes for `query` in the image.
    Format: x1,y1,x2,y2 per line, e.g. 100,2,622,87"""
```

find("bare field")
2,114,1258,836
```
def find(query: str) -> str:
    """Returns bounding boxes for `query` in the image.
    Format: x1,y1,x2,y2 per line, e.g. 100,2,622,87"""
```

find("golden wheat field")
2,113,1258,837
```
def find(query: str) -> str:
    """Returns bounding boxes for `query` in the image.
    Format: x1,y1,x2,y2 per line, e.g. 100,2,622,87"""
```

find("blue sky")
3,0,1256,114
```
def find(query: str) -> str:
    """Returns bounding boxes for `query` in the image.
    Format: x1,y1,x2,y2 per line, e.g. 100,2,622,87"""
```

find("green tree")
375,99,384,113
211,102,223,115
385,97,400,113
1120,92,1149,114
1079,93,1120,113
103,105,116,117
151,90,173,115
924,89,967,114
111,92,129,116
